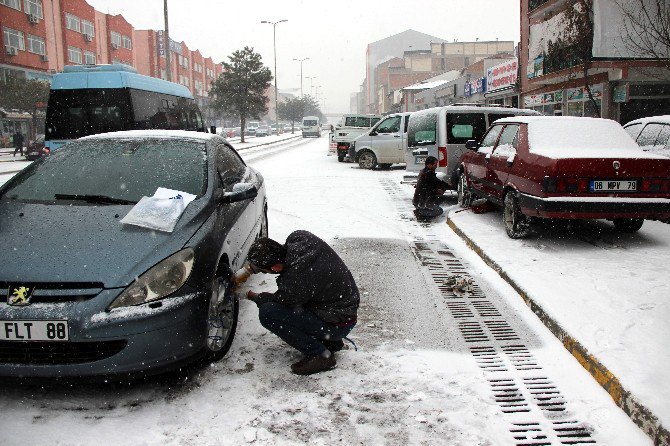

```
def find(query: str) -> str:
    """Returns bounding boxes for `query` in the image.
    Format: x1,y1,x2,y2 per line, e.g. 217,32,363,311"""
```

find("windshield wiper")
54,194,137,205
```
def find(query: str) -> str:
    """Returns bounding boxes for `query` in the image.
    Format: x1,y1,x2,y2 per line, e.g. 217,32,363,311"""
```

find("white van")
302,116,321,137
406,105,540,187
350,112,411,169
332,114,382,162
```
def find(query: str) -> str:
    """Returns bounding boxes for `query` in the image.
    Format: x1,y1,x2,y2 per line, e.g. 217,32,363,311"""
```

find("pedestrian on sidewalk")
413,155,449,220
12,131,24,157
234,230,359,375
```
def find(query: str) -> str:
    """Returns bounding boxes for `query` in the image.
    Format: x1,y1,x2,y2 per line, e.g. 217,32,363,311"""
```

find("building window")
3,27,25,51
83,50,96,64
179,75,189,86
65,13,80,32
110,31,121,48
24,0,43,18
160,69,166,80
81,20,94,38
0,0,21,11
122,35,132,49
27,34,45,55
68,46,82,64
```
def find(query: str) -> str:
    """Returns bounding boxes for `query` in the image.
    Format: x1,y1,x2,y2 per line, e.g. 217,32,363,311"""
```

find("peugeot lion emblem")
613,161,621,171
8,285,34,306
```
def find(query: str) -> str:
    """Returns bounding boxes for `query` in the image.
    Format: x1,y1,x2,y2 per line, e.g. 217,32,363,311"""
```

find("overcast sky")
87,0,520,113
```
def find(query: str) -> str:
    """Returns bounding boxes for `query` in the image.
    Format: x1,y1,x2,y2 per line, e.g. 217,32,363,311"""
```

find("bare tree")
616,0,670,70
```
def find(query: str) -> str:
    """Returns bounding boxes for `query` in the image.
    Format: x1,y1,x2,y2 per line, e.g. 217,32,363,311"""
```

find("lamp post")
314,85,323,100
305,76,316,96
261,19,288,124
293,57,310,97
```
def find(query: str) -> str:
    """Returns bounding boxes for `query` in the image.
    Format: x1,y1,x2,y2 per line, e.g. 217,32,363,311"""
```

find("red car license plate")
590,180,637,192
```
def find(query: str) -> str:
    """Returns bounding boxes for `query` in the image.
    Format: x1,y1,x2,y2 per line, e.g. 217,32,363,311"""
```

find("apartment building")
1,0,223,122
519,0,670,123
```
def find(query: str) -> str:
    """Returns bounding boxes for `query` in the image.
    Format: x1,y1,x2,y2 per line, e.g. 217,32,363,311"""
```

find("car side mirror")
210,126,217,134
221,182,258,203
369,131,377,136
465,140,480,151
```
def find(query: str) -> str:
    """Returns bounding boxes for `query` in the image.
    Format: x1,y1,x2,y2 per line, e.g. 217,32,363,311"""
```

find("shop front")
523,84,604,118
485,58,519,108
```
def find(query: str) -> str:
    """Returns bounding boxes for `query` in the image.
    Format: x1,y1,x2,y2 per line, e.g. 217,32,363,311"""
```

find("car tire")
612,218,644,233
204,274,239,362
337,153,345,162
457,171,473,208
358,151,377,169
503,191,531,239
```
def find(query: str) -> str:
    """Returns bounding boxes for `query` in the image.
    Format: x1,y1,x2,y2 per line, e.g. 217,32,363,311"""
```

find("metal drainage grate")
510,422,551,445
502,345,543,371
381,178,599,445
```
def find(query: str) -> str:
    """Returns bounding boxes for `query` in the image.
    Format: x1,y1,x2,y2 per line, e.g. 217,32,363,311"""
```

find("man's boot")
291,353,336,375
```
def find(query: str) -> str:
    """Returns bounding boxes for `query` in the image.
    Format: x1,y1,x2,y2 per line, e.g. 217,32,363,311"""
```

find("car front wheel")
205,275,239,361
337,153,345,162
503,191,531,239
457,171,473,208
358,151,377,169
612,218,644,233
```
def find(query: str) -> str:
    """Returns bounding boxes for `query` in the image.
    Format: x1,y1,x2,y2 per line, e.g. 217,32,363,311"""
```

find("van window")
407,112,437,146
376,116,401,133
345,116,369,127
446,113,487,144
304,119,318,126
404,115,410,133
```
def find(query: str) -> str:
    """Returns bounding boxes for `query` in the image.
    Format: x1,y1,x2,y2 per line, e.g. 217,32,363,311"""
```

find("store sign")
613,84,629,103
487,59,518,92
527,56,544,79
157,31,182,56
567,85,603,101
464,77,487,97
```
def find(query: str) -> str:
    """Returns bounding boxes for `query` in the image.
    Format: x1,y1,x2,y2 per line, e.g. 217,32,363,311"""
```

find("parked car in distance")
302,116,321,138
255,125,271,137
25,134,49,161
458,116,670,238
350,112,411,169
0,130,268,378
623,115,670,157
332,114,382,162
406,105,540,187
245,121,260,136
270,124,283,135
283,124,293,133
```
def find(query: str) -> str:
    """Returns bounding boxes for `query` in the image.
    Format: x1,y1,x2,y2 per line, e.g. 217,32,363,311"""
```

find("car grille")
0,282,104,304
0,340,127,364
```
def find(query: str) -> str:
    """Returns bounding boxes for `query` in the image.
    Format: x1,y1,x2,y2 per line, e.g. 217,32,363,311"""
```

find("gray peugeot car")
0,130,267,378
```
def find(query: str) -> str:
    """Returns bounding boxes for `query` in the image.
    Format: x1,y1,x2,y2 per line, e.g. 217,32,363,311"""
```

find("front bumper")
519,194,670,219
0,285,210,378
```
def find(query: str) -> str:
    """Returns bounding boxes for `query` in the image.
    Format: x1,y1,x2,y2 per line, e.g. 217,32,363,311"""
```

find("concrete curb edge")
446,216,669,446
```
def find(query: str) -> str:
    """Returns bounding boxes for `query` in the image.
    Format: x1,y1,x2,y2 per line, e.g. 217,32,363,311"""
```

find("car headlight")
108,248,195,310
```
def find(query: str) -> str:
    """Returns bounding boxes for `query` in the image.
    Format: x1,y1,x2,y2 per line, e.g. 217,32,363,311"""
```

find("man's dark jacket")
413,167,449,207
253,230,359,324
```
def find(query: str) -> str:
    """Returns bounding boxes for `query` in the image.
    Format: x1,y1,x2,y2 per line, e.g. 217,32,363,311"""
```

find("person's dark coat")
413,167,449,208
13,132,24,149
253,230,359,324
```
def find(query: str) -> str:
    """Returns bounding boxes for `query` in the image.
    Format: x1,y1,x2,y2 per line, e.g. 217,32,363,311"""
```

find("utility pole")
163,0,171,81
293,57,309,97
305,76,316,96
261,19,288,124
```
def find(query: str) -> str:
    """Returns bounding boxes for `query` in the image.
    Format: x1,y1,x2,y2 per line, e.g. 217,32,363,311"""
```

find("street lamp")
293,57,310,97
314,85,323,100
305,76,316,96
261,19,288,124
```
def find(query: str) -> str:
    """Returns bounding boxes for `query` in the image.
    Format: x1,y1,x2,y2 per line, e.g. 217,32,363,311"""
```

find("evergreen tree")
0,77,50,138
210,47,272,142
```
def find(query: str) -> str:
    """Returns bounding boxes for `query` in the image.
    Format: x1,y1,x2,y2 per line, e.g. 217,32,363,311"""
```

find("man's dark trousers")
258,301,354,356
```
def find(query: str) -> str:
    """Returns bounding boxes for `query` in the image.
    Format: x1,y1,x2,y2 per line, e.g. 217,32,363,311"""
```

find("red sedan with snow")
457,116,670,238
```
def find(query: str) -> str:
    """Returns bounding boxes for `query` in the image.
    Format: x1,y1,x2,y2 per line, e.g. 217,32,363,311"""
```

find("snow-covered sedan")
0,130,268,378
458,116,670,238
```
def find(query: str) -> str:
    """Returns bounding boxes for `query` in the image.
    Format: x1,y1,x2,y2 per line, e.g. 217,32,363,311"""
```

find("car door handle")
393,135,400,138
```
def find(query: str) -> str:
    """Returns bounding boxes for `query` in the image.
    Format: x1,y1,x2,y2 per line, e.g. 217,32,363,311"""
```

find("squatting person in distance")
233,230,359,375
413,155,449,220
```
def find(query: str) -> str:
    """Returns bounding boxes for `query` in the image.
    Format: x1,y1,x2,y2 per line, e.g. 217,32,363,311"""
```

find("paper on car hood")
120,188,197,233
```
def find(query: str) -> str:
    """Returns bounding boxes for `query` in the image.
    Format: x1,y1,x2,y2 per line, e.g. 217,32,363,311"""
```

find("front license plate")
0,320,69,341
415,156,427,164
590,180,637,192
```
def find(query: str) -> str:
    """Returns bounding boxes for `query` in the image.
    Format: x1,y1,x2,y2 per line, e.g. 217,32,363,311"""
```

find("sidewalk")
447,209,669,445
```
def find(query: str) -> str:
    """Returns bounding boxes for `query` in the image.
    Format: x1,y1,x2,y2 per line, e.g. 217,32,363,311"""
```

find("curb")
236,135,302,151
446,215,669,446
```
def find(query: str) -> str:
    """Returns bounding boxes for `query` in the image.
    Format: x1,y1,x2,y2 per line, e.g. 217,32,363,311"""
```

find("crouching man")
413,155,450,220
236,230,359,375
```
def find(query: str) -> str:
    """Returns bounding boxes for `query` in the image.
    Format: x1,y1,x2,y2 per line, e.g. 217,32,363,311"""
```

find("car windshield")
1,138,207,204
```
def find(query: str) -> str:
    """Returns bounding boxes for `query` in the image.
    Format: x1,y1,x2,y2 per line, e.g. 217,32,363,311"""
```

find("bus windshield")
45,89,131,140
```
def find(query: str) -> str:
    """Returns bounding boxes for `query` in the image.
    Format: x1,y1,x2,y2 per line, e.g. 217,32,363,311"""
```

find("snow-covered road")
0,136,652,445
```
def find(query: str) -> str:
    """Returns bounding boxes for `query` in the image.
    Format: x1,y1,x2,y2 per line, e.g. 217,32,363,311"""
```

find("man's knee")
258,301,285,329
